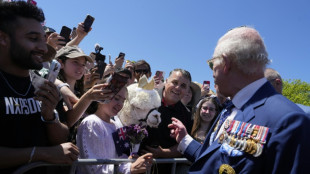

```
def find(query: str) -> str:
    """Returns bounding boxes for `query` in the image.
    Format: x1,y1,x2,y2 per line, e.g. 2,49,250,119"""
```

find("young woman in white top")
76,86,153,174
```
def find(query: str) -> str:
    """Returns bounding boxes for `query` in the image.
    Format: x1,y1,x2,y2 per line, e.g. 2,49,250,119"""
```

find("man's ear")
222,54,231,74
0,31,10,47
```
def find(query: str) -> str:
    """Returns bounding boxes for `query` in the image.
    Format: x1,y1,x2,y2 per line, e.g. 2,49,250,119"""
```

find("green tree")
282,79,310,106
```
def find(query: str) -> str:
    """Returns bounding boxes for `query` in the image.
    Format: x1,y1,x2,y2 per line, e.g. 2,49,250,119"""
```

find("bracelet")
57,83,70,91
28,146,36,163
41,109,60,124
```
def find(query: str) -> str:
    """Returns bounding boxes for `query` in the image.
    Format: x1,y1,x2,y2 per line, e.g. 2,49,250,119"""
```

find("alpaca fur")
118,83,161,127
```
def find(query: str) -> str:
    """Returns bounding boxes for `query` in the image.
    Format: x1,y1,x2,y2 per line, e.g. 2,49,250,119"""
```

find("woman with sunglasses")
133,60,152,82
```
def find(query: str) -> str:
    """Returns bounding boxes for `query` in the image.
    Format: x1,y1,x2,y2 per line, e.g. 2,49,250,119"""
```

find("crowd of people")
1,1,310,174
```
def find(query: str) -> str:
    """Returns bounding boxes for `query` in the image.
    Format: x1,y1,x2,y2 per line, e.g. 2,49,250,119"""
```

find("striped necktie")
210,101,234,144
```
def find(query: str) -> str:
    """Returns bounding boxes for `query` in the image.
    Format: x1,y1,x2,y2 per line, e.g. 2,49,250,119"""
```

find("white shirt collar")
232,78,267,109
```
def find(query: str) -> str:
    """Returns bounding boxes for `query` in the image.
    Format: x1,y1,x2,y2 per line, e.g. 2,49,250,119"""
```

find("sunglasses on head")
135,69,149,74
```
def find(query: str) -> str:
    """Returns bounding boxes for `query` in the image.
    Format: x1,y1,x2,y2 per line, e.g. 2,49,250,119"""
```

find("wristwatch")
41,109,60,124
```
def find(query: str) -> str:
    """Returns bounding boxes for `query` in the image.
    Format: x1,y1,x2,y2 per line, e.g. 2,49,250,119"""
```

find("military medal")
219,164,236,174
249,140,257,154
218,119,270,157
253,143,263,157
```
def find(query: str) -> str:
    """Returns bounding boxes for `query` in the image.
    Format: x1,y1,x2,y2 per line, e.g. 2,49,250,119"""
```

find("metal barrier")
13,158,191,174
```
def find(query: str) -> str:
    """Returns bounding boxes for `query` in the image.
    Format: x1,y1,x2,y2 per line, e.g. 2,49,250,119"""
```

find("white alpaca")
117,75,161,128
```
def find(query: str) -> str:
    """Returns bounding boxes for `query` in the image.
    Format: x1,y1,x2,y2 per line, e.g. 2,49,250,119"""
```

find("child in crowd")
191,97,220,144
76,86,153,174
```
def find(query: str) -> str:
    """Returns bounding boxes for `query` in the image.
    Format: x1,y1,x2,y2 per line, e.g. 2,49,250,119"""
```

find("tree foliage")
282,79,310,106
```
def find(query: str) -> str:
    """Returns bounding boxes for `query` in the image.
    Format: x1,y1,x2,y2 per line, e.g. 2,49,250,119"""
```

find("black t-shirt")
0,71,49,173
143,100,193,149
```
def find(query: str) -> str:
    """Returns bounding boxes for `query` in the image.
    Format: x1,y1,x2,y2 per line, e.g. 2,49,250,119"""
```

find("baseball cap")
55,45,93,63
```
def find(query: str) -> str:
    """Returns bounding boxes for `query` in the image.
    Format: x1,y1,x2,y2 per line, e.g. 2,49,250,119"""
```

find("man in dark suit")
169,26,310,173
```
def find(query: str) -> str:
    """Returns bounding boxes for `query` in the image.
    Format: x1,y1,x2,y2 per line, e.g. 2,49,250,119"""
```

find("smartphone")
105,73,128,94
155,71,164,78
203,81,210,89
59,26,72,46
100,73,129,103
95,59,107,80
83,14,95,32
155,70,165,84
118,52,125,58
47,60,61,83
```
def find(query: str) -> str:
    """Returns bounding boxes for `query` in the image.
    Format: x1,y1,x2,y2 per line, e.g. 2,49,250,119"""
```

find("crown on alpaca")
138,75,154,90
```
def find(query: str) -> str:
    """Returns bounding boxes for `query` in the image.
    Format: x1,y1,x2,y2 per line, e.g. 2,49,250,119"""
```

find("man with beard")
169,26,310,173
0,2,79,173
141,68,193,173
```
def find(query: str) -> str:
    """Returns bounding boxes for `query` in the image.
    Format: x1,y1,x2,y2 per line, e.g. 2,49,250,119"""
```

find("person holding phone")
114,52,125,71
0,2,79,173
44,26,66,51
66,22,91,47
153,70,165,89
56,45,93,97
55,46,93,143
201,80,211,98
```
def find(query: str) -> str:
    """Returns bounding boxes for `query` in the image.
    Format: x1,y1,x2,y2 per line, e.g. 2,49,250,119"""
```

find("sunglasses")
135,69,149,74
207,56,222,70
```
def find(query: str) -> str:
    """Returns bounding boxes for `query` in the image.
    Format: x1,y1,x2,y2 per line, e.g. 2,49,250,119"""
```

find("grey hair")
213,26,270,75
168,68,192,82
264,68,282,82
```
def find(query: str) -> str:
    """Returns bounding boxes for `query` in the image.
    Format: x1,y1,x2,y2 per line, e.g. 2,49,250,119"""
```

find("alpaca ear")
138,75,155,90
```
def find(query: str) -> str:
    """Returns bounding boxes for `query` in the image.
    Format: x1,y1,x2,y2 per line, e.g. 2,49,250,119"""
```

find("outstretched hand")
168,117,188,143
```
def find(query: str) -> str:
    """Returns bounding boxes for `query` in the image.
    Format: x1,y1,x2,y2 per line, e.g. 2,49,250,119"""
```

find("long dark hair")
191,97,220,139
57,56,85,97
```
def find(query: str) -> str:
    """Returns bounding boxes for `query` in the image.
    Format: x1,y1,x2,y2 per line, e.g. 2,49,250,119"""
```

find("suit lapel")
235,82,276,122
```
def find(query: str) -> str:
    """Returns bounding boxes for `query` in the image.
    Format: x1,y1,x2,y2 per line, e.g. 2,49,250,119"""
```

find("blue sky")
38,0,310,91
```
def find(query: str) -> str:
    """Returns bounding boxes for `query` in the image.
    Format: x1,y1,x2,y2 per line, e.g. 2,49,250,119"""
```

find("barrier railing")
13,158,191,174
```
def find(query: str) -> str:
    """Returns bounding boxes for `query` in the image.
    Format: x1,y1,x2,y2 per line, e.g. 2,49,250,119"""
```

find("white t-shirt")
76,114,131,174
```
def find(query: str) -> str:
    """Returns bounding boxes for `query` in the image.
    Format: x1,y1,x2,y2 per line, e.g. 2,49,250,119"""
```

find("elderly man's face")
164,71,190,105
212,56,228,97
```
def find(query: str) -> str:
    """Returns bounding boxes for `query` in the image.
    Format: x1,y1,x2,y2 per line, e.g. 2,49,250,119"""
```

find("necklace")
0,70,32,97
